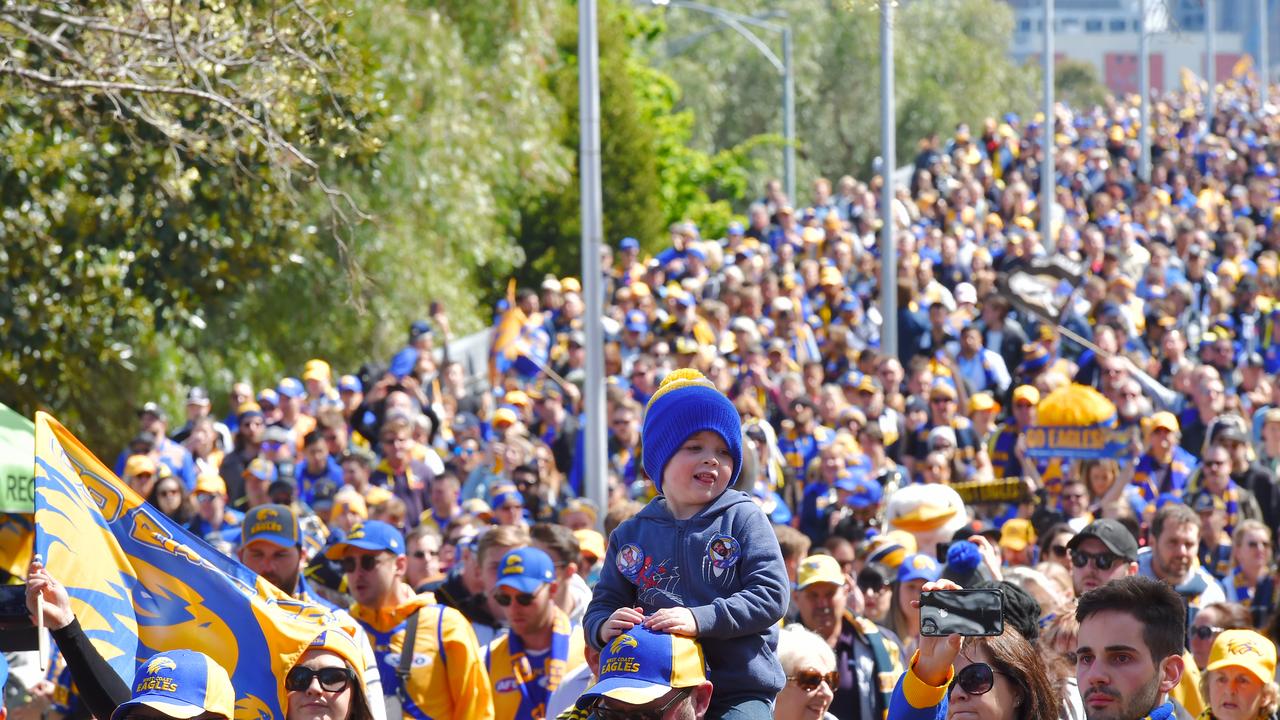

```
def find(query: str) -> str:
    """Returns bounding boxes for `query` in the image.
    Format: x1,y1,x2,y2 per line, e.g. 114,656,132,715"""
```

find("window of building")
1108,18,1128,32
1086,18,1104,32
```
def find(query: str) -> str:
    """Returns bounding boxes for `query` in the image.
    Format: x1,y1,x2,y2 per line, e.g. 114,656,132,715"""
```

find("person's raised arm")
27,557,130,720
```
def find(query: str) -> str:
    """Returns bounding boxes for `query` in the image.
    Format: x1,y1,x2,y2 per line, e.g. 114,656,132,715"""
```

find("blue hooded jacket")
583,488,789,703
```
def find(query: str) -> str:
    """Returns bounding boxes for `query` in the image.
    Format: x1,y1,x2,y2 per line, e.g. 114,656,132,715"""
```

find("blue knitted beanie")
641,369,743,493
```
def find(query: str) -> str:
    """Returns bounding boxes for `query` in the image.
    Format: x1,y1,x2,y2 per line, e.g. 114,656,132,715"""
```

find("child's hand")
642,607,697,636
601,606,645,643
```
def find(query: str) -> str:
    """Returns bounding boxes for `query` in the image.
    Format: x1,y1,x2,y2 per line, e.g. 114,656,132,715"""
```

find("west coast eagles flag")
33,412,342,720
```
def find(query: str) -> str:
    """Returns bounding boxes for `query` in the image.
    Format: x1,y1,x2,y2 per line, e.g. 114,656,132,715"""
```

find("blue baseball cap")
490,484,525,510
577,626,708,707
625,310,649,333
112,650,235,720
324,520,405,559
389,346,419,378
240,504,300,549
620,236,640,251
727,221,744,235
897,554,942,584
338,374,363,393
494,547,556,594
843,476,884,509
256,388,279,407
277,377,305,399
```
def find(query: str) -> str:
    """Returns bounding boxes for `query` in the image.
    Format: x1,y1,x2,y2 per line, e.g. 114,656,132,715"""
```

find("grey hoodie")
584,489,789,703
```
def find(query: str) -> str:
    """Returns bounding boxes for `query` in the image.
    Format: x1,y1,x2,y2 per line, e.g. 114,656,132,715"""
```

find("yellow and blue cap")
324,520,404,559
241,504,299,549
495,547,555,594
112,650,234,720
797,555,846,590
897,554,942,584
576,626,707,707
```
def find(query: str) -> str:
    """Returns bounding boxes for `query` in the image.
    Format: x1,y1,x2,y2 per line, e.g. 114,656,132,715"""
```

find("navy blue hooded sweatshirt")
583,488,789,703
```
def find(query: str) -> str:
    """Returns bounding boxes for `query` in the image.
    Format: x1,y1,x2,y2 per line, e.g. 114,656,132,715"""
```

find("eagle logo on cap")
348,525,365,540
913,556,932,570
258,508,278,518
1228,639,1263,657
611,634,638,654
502,554,525,576
148,656,178,674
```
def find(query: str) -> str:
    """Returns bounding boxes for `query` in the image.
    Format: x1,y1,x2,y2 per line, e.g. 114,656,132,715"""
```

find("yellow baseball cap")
796,555,846,590
1012,385,1041,406
574,529,606,561
302,358,331,383
194,473,227,497
999,518,1037,552
125,454,158,478
968,392,1001,414
1206,629,1277,684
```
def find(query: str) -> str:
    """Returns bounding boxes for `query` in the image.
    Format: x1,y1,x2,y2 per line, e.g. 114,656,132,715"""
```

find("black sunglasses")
1070,549,1119,570
789,668,839,692
339,555,387,573
285,666,355,693
493,591,538,607
1190,625,1226,641
949,662,1002,697
592,688,690,720
1049,545,1069,558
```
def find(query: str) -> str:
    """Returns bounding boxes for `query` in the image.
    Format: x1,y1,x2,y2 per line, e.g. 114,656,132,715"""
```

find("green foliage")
515,0,775,275
651,0,1037,200
1055,58,1111,111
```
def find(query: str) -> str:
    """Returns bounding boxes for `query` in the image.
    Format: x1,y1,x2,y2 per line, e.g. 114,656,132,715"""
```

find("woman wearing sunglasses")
887,580,1059,720
28,557,375,720
774,625,839,720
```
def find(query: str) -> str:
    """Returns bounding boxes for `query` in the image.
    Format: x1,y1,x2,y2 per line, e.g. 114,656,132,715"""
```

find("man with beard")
237,505,388,720
1141,504,1224,595
1075,576,1189,720
791,554,902,720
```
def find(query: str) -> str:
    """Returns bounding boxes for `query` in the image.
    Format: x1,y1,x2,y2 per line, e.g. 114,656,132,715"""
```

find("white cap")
955,283,977,305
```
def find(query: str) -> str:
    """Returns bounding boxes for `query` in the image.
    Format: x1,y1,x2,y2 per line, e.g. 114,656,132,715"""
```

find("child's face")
662,430,733,510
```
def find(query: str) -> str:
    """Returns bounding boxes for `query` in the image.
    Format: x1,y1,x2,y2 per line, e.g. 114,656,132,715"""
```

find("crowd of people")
7,74,1280,720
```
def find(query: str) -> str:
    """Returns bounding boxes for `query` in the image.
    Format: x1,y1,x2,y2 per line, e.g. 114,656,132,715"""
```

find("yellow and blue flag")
33,412,345,720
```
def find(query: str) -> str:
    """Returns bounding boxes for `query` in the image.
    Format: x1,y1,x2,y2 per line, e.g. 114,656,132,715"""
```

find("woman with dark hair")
147,474,194,525
1037,523,1075,572
888,580,1059,720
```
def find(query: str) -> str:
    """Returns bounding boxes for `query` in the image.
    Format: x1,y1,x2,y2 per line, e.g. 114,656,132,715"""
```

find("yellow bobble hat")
642,369,742,492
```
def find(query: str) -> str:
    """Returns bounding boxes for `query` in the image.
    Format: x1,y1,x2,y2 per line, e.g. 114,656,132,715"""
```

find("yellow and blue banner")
33,412,346,720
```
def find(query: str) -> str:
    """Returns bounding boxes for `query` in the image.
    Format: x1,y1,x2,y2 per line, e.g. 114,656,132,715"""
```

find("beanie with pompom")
641,368,743,493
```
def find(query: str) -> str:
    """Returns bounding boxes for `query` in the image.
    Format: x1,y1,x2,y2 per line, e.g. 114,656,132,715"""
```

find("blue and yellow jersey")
485,611,585,720
350,591,494,720
779,424,836,478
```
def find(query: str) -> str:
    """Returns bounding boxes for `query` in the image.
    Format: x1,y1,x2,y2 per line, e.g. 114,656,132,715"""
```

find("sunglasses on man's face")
592,688,691,720
340,555,388,574
493,590,539,607
284,666,356,693
1070,549,1119,570
789,668,838,692
949,662,1002,697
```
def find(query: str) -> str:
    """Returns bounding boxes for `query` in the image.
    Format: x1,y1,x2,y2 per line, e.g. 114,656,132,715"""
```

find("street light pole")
650,1,794,206
578,0,608,527
1138,2,1151,182
1207,0,1217,120
1259,0,1269,106
1041,0,1055,254
880,0,897,359
783,26,796,205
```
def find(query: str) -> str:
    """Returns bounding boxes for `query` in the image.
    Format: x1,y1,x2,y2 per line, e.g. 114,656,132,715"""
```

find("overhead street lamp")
648,0,796,205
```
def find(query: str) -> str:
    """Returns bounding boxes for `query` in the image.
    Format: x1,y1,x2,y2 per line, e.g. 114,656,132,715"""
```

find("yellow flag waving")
34,412,350,720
